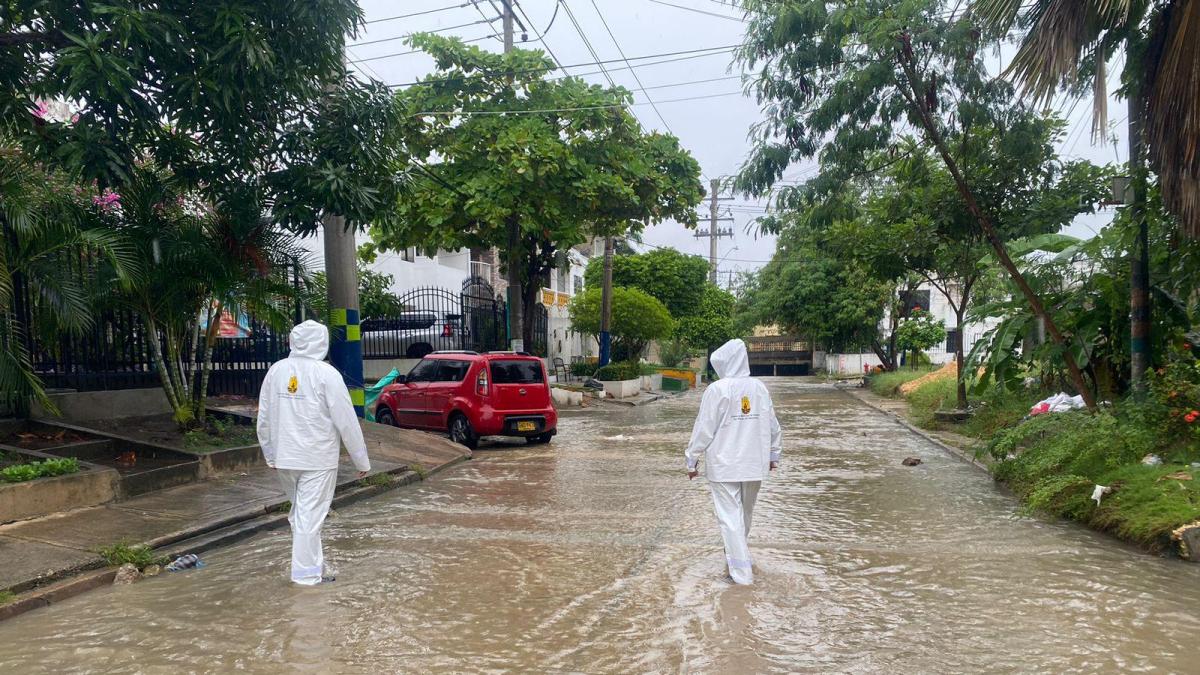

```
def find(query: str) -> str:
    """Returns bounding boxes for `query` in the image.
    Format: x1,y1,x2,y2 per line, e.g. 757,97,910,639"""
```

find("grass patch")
97,542,167,568
183,417,257,452
867,366,938,397
960,388,1040,440
0,590,14,605
904,377,957,429
988,407,1200,550
410,463,428,480
272,500,292,514
358,472,394,488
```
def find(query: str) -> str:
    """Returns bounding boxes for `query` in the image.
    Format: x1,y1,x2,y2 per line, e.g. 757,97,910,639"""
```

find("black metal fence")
361,277,510,359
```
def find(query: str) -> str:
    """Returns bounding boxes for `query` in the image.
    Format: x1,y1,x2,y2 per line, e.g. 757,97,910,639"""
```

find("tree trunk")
144,316,180,413
521,277,539,353
871,339,895,371
193,301,222,421
954,306,967,410
896,51,1097,410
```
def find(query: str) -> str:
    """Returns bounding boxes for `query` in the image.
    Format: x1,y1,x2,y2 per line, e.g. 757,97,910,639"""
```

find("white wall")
297,231,471,299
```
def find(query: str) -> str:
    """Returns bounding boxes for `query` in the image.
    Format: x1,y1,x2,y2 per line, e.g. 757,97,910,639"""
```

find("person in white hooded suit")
257,321,371,585
685,338,783,585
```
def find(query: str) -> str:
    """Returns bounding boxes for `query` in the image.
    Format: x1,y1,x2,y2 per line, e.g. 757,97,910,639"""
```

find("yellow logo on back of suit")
287,375,298,394
741,396,751,414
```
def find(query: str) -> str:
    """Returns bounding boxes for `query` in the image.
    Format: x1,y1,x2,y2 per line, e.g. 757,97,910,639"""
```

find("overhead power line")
349,18,494,48
588,0,676,135
645,0,747,22
366,3,473,25
351,33,502,63
409,89,745,116
384,43,738,88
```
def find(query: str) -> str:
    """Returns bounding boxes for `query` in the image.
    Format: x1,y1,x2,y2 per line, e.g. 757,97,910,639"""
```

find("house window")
945,328,960,353
401,247,416,263
573,275,584,294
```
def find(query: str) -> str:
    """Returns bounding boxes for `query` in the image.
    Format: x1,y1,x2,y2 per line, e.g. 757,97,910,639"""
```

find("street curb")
0,454,469,623
839,387,993,474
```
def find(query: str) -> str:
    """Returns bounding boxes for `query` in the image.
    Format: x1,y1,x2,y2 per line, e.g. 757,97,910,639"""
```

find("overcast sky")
350,0,1128,281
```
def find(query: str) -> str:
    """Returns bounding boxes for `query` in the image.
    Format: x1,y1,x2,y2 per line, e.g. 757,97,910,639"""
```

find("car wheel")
407,343,433,359
527,432,553,445
448,414,479,450
376,407,397,427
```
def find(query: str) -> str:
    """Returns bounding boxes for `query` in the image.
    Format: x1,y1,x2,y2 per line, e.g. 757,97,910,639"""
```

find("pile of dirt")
899,361,957,396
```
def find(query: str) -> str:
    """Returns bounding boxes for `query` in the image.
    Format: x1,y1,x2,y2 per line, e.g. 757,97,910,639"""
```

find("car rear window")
437,360,471,382
490,360,543,384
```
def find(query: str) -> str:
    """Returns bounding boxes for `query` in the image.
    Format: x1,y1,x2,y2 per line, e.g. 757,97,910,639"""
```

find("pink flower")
92,190,121,212
32,102,49,120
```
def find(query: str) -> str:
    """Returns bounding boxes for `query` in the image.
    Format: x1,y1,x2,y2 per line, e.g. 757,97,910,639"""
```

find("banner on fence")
200,304,252,338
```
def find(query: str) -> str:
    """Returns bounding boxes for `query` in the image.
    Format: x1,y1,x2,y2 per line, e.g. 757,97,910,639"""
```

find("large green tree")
735,0,1100,408
374,35,703,348
569,286,675,362
837,126,1109,407
583,248,709,318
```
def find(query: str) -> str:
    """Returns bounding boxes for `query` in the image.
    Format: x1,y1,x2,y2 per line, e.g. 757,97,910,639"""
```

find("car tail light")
442,323,453,337
476,369,489,396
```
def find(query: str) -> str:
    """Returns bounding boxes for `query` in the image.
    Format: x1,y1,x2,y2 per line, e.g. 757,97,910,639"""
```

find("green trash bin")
661,376,687,393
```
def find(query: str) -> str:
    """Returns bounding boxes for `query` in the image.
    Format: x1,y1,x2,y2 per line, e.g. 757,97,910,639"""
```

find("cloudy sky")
349,0,1128,282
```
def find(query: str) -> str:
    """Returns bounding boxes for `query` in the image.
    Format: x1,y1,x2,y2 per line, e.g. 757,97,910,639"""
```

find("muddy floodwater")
2,380,1199,673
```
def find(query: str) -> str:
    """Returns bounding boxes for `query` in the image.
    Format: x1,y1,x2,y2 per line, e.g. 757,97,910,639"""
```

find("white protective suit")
257,321,370,585
684,339,783,584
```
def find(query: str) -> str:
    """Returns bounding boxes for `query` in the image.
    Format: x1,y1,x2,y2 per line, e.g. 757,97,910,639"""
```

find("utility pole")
323,54,364,417
323,214,364,417
599,236,615,367
694,178,734,284
1128,91,1150,394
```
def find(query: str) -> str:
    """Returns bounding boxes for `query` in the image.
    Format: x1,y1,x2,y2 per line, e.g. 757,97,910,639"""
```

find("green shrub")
97,542,166,568
0,457,81,483
570,360,596,377
594,361,641,381
658,337,693,368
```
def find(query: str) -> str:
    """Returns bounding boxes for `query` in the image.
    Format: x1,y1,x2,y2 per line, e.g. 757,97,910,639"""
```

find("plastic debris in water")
165,554,204,572
1091,485,1111,506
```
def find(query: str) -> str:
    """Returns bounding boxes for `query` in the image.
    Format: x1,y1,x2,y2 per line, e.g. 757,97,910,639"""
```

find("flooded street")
2,379,1199,673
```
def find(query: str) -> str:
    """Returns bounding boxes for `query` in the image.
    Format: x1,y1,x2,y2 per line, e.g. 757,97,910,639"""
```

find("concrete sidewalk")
0,419,470,618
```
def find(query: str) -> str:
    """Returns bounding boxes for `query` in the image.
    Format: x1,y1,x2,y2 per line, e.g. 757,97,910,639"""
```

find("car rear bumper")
475,406,558,436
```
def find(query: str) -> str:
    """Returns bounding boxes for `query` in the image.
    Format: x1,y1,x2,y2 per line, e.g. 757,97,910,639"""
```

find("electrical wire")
385,44,738,88
587,0,676,135
349,19,494,48
350,33,503,63
558,0,617,89
644,0,746,22
366,3,473,25
512,0,570,74
409,89,745,116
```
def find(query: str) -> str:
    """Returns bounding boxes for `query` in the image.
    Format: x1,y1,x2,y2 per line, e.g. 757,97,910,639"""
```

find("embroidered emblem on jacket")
287,375,299,394
741,396,751,414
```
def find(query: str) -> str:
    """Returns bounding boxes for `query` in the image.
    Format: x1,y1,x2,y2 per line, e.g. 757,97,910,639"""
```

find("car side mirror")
394,375,407,384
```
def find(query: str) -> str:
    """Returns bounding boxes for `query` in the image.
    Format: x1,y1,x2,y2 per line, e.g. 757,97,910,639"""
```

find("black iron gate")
360,278,510,359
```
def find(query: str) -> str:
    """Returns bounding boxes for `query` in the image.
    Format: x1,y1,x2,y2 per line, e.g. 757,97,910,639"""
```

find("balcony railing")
470,260,492,280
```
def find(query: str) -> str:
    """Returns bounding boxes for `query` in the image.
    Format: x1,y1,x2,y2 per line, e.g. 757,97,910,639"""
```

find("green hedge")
594,361,642,381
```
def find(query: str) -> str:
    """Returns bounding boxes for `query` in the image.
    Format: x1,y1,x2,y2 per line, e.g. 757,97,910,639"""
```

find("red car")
374,351,558,450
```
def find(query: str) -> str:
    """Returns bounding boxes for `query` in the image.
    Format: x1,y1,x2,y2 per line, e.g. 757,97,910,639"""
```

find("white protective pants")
709,480,761,585
277,469,339,585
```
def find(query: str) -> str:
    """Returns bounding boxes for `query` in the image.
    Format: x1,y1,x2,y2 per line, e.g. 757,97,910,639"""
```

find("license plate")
517,421,537,432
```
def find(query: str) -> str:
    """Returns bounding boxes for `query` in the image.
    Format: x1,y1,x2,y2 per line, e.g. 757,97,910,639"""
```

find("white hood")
289,321,329,360
710,339,750,379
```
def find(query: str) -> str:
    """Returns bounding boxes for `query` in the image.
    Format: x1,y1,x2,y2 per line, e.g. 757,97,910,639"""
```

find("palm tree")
973,0,1196,390
103,166,306,429
973,0,1199,239
0,138,134,414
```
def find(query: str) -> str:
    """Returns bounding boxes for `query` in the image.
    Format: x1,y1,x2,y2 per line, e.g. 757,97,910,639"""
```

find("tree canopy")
569,286,675,361
372,34,703,345
583,248,709,319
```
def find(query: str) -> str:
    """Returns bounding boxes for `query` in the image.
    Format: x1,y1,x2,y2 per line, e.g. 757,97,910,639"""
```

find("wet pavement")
1,379,1199,673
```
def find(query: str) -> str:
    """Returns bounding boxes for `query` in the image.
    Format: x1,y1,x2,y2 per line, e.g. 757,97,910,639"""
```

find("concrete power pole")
695,178,733,284
322,214,364,417
599,236,615,367
500,0,524,351
322,52,364,417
